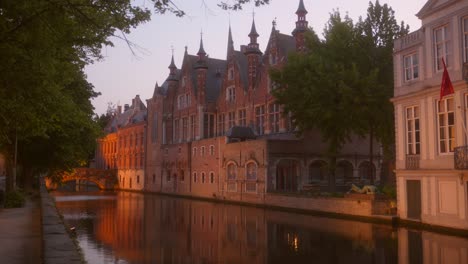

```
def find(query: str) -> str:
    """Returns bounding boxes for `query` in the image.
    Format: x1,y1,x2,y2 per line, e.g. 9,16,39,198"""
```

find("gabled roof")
105,96,147,133
179,53,226,103
416,0,460,19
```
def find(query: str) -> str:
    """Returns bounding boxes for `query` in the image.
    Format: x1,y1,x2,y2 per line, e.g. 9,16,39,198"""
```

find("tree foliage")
271,1,408,188
0,0,267,190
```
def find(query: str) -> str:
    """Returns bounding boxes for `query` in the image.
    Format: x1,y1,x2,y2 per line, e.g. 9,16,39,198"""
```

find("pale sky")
87,0,427,115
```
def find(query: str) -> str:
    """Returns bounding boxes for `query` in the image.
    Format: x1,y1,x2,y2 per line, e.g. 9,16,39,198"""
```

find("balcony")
454,146,468,169
406,154,420,170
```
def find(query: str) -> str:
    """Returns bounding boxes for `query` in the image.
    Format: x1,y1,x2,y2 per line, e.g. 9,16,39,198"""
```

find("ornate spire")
296,0,308,15
248,17,259,40
169,50,176,70
168,47,177,77
245,15,262,56
227,24,235,59
293,0,309,36
195,31,208,69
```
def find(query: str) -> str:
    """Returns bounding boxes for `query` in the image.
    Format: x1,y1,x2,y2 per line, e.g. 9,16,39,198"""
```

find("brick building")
96,95,147,191
144,0,381,201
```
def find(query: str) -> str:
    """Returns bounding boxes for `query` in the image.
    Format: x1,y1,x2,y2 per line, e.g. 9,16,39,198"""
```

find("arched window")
210,145,215,155
137,175,140,184
336,160,353,182
246,162,257,181
193,147,197,156
201,146,206,156
245,162,257,192
152,174,156,183
193,172,198,183
210,172,215,183
180,170,185,182
359,161,376,181
227,163,237,180
202,172,206,183
227,163,237,192
308,160,328,183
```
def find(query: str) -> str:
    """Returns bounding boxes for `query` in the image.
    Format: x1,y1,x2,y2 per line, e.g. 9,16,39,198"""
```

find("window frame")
406,105,421,155
434,24,450,71
437,97,455,154
403,53,419,82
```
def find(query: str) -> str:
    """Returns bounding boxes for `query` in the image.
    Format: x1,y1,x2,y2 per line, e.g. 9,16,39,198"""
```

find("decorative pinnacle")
197,30,206,56
296,0,308,15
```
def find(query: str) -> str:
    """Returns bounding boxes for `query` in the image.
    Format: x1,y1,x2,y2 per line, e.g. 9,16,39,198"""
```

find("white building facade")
392,0,468,230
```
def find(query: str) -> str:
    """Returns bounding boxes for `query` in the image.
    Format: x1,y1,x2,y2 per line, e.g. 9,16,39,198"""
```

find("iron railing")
406,154,420,170
454,146,468,169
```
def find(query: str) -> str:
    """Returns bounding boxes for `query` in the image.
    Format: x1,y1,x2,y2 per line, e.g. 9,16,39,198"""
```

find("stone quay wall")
40,181,82,264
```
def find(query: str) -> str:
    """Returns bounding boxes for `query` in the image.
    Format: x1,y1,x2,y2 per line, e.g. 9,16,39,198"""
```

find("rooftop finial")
197,29,207,56
169,45,176,70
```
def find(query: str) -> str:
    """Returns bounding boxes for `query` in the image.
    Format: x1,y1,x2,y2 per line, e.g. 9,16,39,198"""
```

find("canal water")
51,190,468,264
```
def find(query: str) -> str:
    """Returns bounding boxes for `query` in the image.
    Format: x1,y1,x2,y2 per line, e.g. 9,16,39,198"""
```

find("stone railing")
394,29,424,52
406,154,420,170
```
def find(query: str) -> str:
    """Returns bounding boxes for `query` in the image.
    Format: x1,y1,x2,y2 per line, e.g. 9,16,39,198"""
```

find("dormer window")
269,53,277,65
228,67,234,80
226,86,236,102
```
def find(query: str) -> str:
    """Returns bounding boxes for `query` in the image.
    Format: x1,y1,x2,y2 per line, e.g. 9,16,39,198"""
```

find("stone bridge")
45,168,117,190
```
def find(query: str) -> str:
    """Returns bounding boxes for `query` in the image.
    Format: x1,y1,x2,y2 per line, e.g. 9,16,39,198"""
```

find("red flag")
440,58,454,100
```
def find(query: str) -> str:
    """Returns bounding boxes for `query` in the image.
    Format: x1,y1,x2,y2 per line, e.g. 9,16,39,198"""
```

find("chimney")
124,104,130,111
240,45,247,53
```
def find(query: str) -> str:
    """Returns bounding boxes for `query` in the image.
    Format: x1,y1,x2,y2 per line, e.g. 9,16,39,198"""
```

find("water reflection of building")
398,229,468,264
85,193,406,264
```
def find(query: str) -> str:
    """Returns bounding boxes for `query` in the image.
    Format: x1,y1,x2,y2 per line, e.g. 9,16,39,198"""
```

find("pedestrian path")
0,197,42,264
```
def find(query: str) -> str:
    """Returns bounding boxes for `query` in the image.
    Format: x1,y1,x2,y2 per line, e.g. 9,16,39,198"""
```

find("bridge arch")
45,168,117,190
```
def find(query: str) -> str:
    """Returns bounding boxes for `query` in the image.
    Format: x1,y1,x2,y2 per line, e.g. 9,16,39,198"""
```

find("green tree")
354,1,409,182
272,12,368,191
0,0,269,191
272,1,408,188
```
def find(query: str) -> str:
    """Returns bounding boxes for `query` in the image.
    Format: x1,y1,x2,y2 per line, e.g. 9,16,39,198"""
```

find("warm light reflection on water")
52,191,468,264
